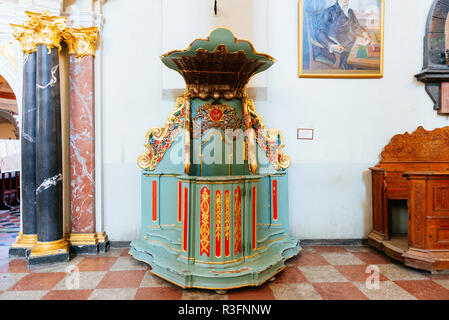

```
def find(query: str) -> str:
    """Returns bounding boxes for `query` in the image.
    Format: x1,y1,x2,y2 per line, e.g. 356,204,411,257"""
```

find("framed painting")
299,0,385,78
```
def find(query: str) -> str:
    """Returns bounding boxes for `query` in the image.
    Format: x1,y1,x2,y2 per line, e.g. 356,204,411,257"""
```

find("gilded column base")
9,233,38,258
68,232,110,255
28,238,70,266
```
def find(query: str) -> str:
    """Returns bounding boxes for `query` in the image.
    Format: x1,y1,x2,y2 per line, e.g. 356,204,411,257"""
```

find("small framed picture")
299,0,385,78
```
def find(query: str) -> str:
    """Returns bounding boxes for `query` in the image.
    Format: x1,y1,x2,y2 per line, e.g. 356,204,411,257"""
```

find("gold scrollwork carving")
63,26,98,59
200,187,211,257
10,24,37,54
245,96,291,170
24,11,67,54
137,95,186,170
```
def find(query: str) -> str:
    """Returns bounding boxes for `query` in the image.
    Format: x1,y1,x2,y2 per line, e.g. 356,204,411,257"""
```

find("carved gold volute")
23,11,67,53
10,24,38,54
63,26,98,59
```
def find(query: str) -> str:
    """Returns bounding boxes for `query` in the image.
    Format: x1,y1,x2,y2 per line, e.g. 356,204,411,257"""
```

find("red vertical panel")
183,187,188,252
234,187,242,255
224,190,231,257
273,180,278,221
178,181,182,222
152,180,157,222
252,186,257,250
215,190,222,258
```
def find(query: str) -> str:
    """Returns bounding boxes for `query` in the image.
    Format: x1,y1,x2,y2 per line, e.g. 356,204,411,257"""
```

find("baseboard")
110,241,131,248
300,239,368,246
109,239,367,248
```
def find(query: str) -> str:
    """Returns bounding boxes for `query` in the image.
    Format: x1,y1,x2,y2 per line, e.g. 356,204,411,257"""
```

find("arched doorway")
0,75,20,238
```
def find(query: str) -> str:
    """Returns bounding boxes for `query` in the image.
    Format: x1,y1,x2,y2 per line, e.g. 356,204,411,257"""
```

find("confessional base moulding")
368,232,449,274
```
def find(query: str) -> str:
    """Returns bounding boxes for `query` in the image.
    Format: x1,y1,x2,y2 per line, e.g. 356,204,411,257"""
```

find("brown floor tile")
273,266,308,284
0,259,28,273
227,284,275,300
135,287,183,300
10,272,66,291
120,249,131,257
313,282,368,300
335,265,388,282
292,253,330,267
96,270,146,289
76,257,118,272
41,289,93,300
351,251,392,265
310,246,347,254
394,280,449,300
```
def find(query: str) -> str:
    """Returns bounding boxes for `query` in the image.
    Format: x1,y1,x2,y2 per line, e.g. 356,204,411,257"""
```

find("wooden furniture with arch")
369,126,449,272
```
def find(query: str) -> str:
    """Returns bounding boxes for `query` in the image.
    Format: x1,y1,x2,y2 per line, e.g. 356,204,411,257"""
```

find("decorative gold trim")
195,252,259,265
257,235,287,251
242,96,258,174
184,94,191,174
246,96,291,170
11,232,37,249
68,233,98,246
234,187,242,254
224,190,231,257
200,187,211,257
10,24,37,54
24,11,67,53
63,26,98,59
177,179,260,185
96,232,108,243
138,95,186,170
161,26,276,62
144,236,181,253
30,238,69,257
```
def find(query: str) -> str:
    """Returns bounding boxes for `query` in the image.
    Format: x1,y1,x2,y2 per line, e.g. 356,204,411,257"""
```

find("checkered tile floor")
0,242,449,300
0,211,20,232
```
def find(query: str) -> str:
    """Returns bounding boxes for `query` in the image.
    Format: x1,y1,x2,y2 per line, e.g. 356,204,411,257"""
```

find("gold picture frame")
298,0,385,78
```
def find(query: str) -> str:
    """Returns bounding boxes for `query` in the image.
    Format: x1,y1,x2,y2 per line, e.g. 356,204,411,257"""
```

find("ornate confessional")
130,28,301,290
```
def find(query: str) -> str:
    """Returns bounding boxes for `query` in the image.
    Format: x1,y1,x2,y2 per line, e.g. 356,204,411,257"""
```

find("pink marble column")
69,55,95,234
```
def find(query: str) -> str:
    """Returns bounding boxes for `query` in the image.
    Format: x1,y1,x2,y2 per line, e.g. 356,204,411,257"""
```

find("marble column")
27,11,69,265
63,26,109,253
9,24,38,257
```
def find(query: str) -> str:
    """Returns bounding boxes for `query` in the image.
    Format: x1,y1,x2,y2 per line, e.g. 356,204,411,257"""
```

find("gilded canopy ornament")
24,11,67,53
10,24,38,54
63,27,99,59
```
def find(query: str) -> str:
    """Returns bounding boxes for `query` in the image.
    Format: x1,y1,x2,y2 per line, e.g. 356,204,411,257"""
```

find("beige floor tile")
300,246,316,254
88,288,137,300
182,289,228,300
140,271,170,288
298,265,348,283
99,249,126,257
110,257,149,271
0,273,27,291
0,290,48,300
377,264,429,281
270,283,322,300
353,281,417,300
53,271,107,290
432,279,449,290
321,252,365,266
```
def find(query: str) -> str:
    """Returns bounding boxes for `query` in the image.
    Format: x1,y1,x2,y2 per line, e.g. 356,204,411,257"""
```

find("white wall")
102,0,447,241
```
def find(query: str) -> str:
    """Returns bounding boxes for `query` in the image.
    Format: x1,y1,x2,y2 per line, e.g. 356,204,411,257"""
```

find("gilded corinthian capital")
63,27,98,59
10,24,37,54
24,11,67,53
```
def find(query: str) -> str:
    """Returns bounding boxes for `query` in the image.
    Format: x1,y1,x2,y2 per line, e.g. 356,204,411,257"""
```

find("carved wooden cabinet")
403,172,449,271
369,126,449,272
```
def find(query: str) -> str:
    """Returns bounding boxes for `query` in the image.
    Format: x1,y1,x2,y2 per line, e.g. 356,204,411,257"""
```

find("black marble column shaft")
35,45,63,243
21,52,37,236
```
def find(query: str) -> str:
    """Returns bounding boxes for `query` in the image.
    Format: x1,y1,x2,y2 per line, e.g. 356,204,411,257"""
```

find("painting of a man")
299,0,384,78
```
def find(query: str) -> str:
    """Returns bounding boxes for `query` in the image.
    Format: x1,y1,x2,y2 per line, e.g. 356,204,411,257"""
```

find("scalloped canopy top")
160,28,276,100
